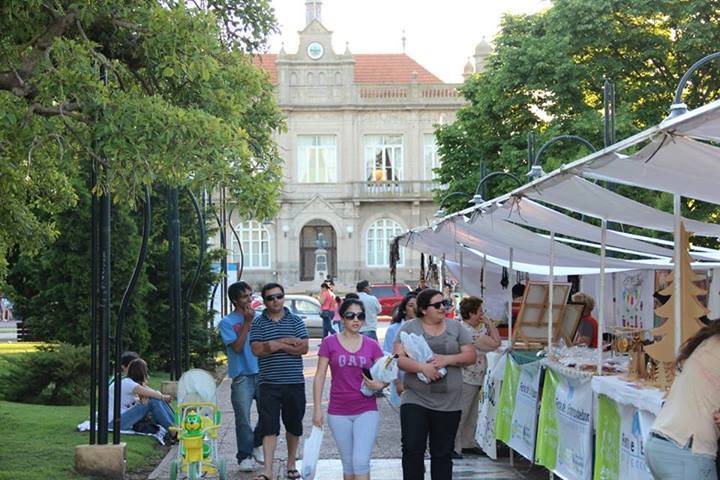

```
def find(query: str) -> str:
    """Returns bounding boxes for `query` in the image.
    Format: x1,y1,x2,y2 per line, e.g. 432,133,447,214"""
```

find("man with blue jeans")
219,281,263,472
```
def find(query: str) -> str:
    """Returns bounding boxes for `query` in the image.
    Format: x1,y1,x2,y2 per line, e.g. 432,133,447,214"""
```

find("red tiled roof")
252,54,278,83
251,53,442,84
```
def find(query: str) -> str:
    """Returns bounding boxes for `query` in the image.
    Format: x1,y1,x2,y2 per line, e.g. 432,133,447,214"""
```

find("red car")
370,283,412,317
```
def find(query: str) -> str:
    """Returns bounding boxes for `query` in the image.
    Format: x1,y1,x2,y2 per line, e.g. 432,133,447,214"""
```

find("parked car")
255,294,324,338
370,283,412,317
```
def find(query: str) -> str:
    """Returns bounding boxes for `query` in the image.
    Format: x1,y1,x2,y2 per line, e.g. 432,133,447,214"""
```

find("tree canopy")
0,0,284,284
435,0,720,221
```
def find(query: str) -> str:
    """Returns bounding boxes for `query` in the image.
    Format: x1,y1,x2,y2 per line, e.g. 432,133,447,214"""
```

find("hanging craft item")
420,252,426,283
389,237,400,285
500,267,509,289
428,256,439,288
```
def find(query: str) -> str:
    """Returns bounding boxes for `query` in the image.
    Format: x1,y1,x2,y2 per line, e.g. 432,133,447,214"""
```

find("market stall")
393,85,720,478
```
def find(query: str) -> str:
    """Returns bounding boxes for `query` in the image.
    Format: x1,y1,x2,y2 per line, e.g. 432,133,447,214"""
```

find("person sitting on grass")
108,357,175,431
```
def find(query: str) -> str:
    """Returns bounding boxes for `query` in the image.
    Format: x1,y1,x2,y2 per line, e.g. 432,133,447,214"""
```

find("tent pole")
598,218,607,375
548,232,556,346
508,247,514,348
674,194,682,355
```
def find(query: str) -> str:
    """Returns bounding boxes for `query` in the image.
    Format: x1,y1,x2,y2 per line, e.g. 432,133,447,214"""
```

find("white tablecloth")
590,375,665,416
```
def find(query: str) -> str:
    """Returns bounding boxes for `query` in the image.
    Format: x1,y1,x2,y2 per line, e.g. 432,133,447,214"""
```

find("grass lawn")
0,355,173,480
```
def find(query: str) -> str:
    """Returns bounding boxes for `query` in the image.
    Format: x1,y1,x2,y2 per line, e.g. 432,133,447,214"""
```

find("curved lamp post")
434,171,524,218
471,171,524,205
667,51,720,119
434,191,470,218
527,135,597,180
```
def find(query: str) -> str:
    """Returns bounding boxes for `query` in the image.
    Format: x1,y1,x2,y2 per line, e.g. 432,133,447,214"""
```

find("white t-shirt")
108,377,140,422
357,291,382,332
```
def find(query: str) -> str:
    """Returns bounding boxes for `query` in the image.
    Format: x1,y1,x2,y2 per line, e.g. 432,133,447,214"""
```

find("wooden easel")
512,281,572,349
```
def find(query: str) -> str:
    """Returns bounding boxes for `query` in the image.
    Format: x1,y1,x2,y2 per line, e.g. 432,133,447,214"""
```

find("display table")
591,375,665,416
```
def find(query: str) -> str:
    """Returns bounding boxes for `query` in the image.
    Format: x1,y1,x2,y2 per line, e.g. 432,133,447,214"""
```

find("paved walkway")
150,333,546,480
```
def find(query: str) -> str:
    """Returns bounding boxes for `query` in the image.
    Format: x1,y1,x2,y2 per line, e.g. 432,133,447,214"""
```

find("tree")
435,0,720,226
0,0,285,285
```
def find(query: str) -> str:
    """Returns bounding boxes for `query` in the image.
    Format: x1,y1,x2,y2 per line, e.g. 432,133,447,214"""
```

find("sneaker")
238,457,255,472
253,447,265,465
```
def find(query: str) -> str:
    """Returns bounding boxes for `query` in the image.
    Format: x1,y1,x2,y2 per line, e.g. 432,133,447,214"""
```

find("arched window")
366,218,404,267
232,221,270,269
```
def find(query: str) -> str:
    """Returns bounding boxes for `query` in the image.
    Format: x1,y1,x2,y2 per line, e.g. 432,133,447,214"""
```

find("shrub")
0,344,91,405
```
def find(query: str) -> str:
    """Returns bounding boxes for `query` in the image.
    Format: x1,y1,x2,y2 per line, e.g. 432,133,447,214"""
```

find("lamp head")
434,208,446,218
471,193,484,206
527,165,546,180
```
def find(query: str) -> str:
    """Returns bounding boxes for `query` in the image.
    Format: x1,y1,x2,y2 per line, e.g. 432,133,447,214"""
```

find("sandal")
253,475,270,480
287,468,302,479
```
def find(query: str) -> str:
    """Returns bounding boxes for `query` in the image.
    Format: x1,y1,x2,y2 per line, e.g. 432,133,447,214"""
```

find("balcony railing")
350,181,443,199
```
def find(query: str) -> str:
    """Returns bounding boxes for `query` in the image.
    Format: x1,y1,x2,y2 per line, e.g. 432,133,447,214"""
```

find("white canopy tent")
396,97,720,371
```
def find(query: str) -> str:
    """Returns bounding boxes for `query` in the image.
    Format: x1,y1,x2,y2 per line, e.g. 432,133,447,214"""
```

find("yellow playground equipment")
169,369,227,480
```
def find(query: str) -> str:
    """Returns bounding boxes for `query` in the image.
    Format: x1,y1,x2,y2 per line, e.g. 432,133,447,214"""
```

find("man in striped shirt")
250,283,309,480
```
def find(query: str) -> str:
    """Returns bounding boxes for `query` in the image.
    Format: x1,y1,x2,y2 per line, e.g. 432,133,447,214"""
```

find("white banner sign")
508,361,542,461
554,374,594,480
476,352,507,459
619,405,655,480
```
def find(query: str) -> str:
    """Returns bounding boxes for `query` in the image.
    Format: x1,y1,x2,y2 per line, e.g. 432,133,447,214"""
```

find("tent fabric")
494,197,677,258
398,99,720,272
525,175,720,237
580,135,720,206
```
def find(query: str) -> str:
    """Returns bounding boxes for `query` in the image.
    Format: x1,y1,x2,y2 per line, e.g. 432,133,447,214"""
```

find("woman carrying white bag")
393,288,476,480
313,297,387,480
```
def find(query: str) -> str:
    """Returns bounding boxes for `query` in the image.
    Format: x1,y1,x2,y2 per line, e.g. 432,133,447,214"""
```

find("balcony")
349,181,443,201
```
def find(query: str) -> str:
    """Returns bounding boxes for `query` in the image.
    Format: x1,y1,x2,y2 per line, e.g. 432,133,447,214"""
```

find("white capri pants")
327,410,379,475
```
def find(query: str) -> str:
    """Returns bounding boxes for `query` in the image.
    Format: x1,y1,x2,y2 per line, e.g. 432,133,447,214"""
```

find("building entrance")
299,220,337,281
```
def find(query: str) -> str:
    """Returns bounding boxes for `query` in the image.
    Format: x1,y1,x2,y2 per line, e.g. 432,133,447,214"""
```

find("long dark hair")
127,358,149,385
392,293,417,324
676,319,720,369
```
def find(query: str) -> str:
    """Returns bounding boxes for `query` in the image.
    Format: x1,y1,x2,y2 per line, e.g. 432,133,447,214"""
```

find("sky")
266,0,550,84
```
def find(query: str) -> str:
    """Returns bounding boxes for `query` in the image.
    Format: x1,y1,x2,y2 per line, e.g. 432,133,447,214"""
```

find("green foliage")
0,344,91,405
435,0,720,226
0,0,285,284
7,183,224,368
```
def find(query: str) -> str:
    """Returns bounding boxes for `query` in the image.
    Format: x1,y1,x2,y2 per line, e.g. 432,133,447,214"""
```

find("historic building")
226,1,488,292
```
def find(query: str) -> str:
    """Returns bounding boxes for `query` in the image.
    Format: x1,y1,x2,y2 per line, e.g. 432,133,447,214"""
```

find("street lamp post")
667,51,720,119
471,171,524,205
527,135,597,180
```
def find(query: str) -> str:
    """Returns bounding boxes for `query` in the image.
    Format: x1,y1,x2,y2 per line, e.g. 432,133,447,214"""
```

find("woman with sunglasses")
393,288,476,480
313,298,387,480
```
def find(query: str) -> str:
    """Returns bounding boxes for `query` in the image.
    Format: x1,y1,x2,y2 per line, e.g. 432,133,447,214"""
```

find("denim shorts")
645,433,717,480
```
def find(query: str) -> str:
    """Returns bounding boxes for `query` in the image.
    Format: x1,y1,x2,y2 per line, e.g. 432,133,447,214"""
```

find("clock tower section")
275,2,355,106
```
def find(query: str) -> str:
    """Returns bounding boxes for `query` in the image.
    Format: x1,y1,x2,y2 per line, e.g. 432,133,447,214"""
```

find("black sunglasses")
342,312,366,321
264,293,285,302
428,299,453,310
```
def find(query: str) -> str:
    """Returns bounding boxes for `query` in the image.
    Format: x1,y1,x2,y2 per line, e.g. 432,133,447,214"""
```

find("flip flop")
287,468,302,479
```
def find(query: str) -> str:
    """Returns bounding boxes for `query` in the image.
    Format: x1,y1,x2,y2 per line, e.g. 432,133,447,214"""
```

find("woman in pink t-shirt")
313,298,386,479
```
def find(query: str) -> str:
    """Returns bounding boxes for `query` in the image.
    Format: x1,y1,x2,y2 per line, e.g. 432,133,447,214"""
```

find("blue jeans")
321,310,335,338
231,374,261,462
645,434,717,480
117,398,175,430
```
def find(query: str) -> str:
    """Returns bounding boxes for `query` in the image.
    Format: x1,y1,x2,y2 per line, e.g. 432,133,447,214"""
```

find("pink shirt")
318,334,384,415
320,291,336,311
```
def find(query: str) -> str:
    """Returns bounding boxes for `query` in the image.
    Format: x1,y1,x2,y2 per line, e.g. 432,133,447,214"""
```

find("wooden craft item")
512,281,571,348
645,222,708,363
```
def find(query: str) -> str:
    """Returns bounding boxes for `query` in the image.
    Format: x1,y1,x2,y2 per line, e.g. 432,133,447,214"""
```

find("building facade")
226,2,485,292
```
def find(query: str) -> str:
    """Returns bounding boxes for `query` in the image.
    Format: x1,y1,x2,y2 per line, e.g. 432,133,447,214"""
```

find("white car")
255,294,325,338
